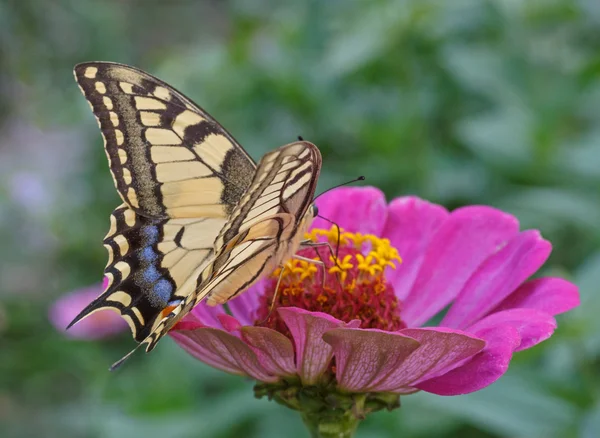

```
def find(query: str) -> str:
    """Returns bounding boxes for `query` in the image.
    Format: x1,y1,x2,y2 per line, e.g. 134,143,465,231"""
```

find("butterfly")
67,62,323,364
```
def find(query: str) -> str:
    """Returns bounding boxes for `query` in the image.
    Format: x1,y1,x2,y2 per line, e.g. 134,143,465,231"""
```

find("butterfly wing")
206,140,322,306
214,140,322,251
141,141,322,351
73,62,255,219
69,62,256,342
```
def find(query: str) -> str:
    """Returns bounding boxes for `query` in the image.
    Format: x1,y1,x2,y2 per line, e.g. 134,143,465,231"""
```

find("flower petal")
411,309,555,394
383,196,449,300
415,325,521,395
402,206,520,327
468,308,557,352
311,186,388,235
50,283,128,340
227,280,265,325
493,277,580,316
217,314,242,332
398,327,485,387
241,326,296,376
188,302,226,329
170,327,277,382
322,328,420,392
173,320,204,331
442,230,551,329
278,307,351,385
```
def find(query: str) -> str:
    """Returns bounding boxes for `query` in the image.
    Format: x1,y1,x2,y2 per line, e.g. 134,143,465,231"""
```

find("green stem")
300,410,360,438
254,380,401,438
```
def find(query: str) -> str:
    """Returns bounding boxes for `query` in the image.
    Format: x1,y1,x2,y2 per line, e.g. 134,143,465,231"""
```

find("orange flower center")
254,227,406,335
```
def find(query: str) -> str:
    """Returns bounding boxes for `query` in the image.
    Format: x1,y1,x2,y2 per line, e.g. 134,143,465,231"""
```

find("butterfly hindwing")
69,204,224,341
73,62,255,219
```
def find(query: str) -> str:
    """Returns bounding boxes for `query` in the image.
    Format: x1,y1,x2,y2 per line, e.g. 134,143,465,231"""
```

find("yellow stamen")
272,227,403,288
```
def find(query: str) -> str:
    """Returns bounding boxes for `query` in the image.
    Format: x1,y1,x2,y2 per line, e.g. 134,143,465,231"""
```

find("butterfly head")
298,203,318,234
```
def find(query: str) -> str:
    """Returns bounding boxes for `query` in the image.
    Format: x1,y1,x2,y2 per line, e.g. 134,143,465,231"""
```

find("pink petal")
442,230,551,329
241,326,296,376
170,330,239,374
493,277,580,316
176,306,205,329
322,328,420,392
278,307,352,385
217,314,242,332
170,327,277,382
402,206,520,327
416,325,521,395
468,308,557,352
382,196,449,300
50,283,128,340
188,301,226,329
227,280,265,325
310,186,388,235
173,320,204,331
398,327,486,387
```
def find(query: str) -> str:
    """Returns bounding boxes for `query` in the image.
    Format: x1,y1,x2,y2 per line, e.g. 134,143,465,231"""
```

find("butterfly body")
68,62,321,355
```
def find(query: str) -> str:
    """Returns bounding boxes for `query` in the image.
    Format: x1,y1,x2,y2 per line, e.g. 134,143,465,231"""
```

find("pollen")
255,227,406,334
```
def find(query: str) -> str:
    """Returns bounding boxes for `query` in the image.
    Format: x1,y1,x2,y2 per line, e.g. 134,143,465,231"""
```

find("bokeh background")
2,1,600,437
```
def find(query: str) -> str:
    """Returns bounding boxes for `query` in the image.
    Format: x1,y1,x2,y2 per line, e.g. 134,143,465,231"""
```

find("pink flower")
49,278,128,340
171,187,579,399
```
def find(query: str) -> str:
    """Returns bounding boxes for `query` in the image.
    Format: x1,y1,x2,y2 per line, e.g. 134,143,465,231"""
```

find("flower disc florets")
255,227,406,335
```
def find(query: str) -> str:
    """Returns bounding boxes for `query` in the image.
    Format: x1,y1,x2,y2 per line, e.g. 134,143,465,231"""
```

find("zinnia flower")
49,278,128,339
170,187,579,437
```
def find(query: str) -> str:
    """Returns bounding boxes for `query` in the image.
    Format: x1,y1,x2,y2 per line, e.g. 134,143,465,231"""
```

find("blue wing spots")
140,246,158,263
142,265,161,283
152,279,173,306
142,225,159,242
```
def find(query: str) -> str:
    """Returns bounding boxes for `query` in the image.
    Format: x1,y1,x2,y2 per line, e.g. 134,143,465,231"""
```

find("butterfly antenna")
109,342,145,372
313,176,365,201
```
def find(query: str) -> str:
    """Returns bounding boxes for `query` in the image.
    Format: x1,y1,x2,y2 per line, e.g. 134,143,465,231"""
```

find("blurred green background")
1,0,600,437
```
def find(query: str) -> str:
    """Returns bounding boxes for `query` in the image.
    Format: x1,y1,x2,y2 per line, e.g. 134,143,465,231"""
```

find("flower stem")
300,409,360,438
254,380,401,438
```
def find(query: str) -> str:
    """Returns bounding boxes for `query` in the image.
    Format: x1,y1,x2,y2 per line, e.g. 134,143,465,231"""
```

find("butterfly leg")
261,254,328,324
300,240,341,267
299,239,341,274
292,253,328,290
259,265,286,324
298,240,344,289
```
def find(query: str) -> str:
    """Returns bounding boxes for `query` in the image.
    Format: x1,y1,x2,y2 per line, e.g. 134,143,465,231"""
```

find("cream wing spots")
73,62,256,219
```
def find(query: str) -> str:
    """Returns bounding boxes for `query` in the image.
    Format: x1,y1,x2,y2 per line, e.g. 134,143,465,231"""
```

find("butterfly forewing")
69,62,257,341
205,142,321,307
214,141,322,251
73,62,255,219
